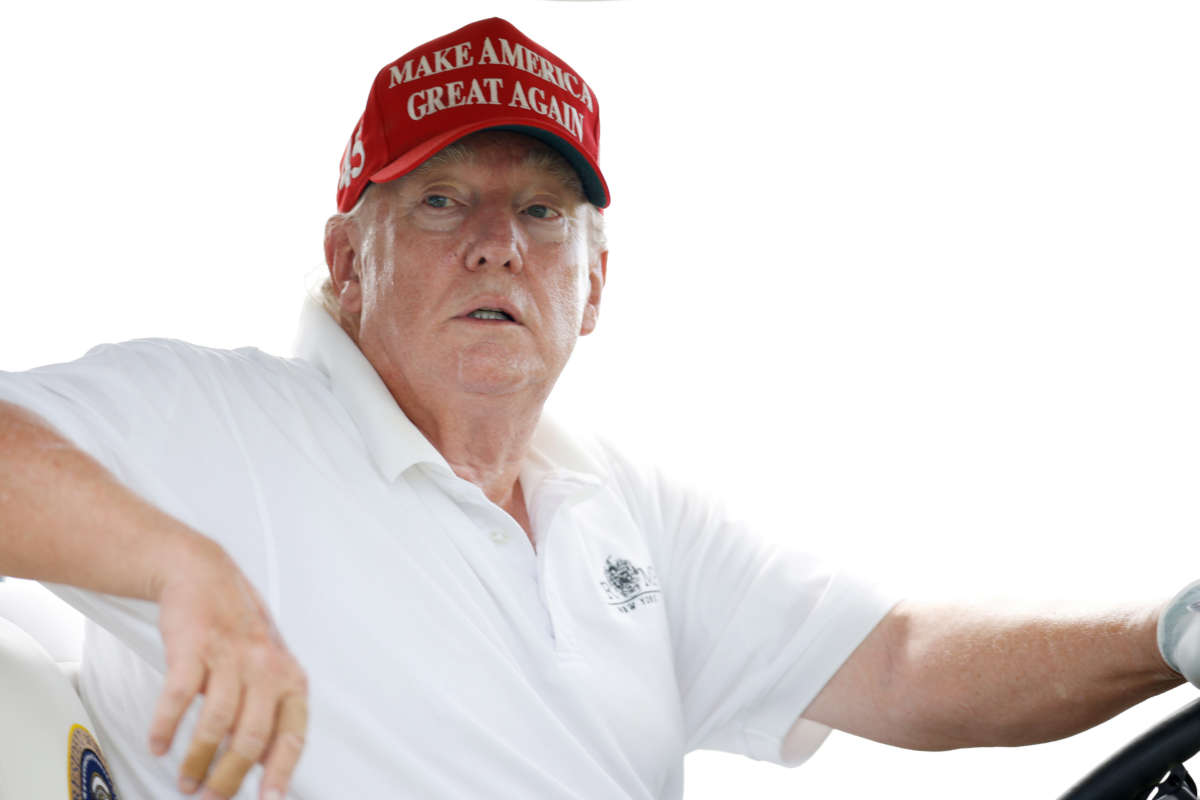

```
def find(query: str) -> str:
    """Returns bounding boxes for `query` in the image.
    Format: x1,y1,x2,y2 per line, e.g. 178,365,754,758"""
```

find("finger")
259,694,308,800
179,670,242,794
204,749,255,799
149,658,205,756
203,689,277,798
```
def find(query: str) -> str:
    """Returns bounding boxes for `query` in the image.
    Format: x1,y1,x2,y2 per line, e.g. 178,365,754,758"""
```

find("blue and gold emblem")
68,724,118,800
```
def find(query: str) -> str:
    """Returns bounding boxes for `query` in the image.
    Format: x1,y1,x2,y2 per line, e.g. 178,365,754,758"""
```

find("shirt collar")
291,297,606,490
292,297,446,480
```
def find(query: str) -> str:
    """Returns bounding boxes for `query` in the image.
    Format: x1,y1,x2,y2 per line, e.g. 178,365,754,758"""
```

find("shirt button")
489,530,510,544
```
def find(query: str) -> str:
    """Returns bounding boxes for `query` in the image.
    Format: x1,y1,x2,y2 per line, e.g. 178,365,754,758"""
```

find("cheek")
542,268,589,342
573,261,589,307
558,238,593,319
360,238,432,320
356,235,388,309
357,261,391,320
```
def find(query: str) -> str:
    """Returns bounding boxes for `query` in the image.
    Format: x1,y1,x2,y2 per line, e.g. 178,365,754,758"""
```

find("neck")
414,393,542,546
420,396,540,504
387,376,548,513
355,332,557,532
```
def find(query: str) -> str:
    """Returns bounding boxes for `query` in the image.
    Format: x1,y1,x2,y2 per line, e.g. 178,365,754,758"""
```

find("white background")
2,0,1199,796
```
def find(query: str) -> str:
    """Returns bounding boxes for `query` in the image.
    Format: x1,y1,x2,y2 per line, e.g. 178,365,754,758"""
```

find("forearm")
0,399,214,602
882,600,1180,749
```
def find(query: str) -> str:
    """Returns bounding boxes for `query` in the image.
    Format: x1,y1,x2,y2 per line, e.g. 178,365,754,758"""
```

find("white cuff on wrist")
1158,579,1200,686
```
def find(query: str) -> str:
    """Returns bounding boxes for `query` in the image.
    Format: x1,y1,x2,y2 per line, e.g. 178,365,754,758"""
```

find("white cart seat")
0,589,120,798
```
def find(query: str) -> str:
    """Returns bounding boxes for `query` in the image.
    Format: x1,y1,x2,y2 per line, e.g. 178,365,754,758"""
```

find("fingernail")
263,790,283,800
179,776,199,794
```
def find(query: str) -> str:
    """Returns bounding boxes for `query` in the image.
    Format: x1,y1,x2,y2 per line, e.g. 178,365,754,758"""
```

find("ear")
579,249,608,336
324,215,363,316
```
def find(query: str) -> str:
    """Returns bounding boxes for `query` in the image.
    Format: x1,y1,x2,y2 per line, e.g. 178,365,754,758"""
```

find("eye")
524,204,561,220
423,194,453,209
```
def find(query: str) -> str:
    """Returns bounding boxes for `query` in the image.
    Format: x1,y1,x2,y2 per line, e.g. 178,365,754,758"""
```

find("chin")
455,347,544,397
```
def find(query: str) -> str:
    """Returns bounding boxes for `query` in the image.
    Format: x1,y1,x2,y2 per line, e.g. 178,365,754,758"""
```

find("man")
0,16,1197,800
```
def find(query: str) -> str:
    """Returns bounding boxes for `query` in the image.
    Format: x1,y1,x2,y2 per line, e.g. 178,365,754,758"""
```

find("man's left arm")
803,599,1185,750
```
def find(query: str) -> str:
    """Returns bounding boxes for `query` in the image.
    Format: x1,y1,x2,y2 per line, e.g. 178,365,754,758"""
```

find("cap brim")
368,117,609,208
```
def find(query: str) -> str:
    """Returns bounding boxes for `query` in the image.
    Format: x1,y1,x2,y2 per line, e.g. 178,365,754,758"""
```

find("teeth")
468,309,511,321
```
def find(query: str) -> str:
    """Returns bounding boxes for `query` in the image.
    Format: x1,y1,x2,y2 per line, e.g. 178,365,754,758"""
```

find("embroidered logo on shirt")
599,555,661,614
68,723,119,800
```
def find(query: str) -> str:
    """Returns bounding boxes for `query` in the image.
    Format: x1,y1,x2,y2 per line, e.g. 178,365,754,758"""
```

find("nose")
463,206,524,274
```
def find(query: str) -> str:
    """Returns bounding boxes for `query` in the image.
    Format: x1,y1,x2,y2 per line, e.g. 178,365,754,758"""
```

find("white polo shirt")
0,301,896,799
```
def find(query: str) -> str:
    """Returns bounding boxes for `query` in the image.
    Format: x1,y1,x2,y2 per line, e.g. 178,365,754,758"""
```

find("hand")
147,538,308,800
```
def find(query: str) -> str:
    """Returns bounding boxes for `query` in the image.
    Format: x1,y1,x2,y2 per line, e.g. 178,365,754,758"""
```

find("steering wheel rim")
1058,698,1200,800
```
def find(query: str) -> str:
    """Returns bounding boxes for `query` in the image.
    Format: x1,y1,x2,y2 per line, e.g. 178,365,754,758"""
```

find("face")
325,132,607,406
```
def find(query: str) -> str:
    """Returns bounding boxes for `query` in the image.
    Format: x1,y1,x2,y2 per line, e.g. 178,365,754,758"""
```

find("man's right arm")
0,399,307,800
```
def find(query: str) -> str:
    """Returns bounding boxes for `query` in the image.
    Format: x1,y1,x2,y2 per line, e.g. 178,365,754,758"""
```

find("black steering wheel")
1058,699,1200,800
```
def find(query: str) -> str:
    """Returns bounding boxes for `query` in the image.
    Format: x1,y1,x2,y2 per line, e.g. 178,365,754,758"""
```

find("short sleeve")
0,340,190,482
607,451,899,767
0,341,195,665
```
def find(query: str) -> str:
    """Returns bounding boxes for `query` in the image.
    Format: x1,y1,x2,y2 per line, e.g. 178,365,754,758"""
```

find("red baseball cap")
336,17,609,213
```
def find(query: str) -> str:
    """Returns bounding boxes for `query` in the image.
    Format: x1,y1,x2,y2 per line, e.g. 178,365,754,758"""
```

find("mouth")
464,307,516,322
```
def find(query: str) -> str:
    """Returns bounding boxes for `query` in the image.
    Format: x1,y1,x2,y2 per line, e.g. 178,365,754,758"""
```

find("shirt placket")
422,469,559,647
459,499,557,643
